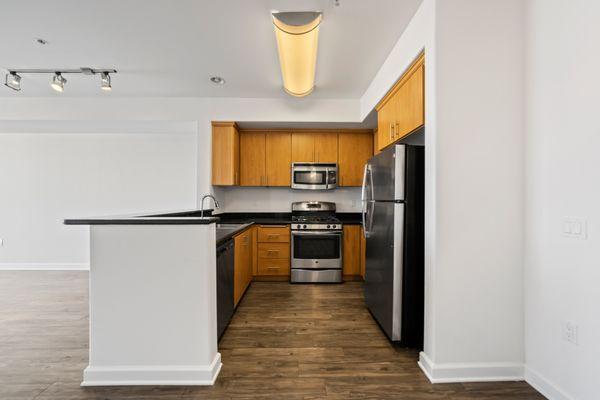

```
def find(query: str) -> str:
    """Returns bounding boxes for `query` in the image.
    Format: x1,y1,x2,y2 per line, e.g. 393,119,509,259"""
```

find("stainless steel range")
290,201,343,283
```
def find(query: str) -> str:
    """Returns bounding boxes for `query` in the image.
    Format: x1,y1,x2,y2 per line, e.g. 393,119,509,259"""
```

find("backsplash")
212,186,362,213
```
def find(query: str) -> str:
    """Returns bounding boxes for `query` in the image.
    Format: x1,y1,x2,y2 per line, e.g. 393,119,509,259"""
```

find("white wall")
0,132,197,268
428,0,526,376
213,187,362,213
361,0,439,361
0,98,364,267
524,1,600,399
364,0,527,382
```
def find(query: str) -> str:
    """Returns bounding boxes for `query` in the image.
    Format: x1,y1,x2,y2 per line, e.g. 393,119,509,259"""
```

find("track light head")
50,72,66,92
100,72,112,91
5,72,22,91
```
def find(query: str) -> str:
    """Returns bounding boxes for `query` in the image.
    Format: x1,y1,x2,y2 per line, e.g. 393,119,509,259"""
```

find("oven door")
291,166,337,190
291,230,342,269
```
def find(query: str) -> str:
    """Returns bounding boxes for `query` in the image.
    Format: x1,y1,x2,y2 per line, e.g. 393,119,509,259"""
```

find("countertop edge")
64,217,220,225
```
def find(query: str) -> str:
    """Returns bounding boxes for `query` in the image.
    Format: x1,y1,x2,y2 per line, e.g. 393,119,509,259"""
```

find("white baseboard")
418,352,524,383
81,353,222,386
0,263,89,271
525,366,574,400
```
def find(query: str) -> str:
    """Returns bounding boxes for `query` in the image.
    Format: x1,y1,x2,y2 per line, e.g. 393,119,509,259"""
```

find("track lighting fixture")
4,72,21,91
2,67,117,93
100,72,112,91
50,73,66,92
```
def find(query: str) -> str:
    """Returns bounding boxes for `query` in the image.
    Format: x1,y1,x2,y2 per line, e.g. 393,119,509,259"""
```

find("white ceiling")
1,0,422,98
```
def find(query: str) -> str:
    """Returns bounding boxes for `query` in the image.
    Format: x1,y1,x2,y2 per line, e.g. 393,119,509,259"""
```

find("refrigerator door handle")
361,165,368,236
362,164,375,238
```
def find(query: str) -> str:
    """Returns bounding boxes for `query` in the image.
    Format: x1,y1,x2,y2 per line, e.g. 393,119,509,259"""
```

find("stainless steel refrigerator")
361,144,424,347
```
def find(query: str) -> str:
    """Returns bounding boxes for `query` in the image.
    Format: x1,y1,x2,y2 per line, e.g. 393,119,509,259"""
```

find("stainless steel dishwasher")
216,239,234,339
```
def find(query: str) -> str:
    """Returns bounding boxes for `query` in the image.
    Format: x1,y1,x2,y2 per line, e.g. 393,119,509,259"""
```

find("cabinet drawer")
257,225,290,243
257,242,290,259
257,258,290,276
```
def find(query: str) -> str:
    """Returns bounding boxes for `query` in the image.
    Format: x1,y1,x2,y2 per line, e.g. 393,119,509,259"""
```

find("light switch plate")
563,321,578,345
562,217,587,239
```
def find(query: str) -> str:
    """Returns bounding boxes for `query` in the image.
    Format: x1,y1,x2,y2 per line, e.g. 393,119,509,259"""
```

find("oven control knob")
303,225,307,229
296,224,301,229
327,225,331,229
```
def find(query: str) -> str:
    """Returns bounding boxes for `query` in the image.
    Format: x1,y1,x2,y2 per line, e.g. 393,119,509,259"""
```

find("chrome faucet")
200,194,220,218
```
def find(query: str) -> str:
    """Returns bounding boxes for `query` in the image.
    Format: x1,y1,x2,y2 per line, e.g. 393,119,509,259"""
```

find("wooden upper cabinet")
212,122,240,186
291,132,315,162
314,133,338,162
377,99,393,151
399,63,424,139
376,53,424,151
338,132,374,186
240,132,266,186
265,132,292,186
291,132,338,163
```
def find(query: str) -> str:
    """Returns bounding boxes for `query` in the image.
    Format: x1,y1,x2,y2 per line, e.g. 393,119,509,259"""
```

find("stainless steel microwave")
291,163,338,190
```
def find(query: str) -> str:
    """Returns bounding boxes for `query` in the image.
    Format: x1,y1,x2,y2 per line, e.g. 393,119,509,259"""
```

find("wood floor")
0,271,544,400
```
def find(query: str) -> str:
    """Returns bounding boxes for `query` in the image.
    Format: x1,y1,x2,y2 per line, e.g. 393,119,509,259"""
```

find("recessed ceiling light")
50,72,66,92
210,76,225,85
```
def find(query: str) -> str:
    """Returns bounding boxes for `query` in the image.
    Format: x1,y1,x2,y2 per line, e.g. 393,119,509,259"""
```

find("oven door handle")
292,231,343,236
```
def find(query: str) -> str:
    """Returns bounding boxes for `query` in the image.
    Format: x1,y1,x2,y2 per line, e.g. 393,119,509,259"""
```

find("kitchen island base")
82,224,221,386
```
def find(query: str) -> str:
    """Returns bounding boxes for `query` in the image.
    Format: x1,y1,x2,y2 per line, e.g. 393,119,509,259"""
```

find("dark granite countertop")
64,209,219,225
64,210,362,227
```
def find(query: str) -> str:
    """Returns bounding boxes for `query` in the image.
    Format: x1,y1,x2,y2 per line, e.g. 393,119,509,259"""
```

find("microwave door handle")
325,167,329,190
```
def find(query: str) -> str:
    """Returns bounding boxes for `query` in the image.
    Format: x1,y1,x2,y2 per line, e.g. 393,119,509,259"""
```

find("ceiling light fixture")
272,11,322,97
50,72,66,92
210,76,225,85
4,72,22,91
1,68,117,92
100,72,112,91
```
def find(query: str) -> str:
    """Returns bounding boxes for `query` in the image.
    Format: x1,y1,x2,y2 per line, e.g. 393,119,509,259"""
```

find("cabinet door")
265,132,292,186
360,227,366,279
251,226,258,276
212,122,239,185
338,132,373,186
343,225,362,276
394,62,424,140
402,63,424,137
376,100,393,151
234,230,251,306
291,132,315,162
314,133,338,162
240,132,266,186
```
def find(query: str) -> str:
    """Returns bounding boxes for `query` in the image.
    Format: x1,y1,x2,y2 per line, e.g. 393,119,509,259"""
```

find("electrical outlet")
563,321,578,345
562,217,587,239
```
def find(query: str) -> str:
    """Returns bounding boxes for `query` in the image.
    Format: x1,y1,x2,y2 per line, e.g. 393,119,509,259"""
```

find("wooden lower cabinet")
343,225,362,278
258,258,290,276
360,227,366,279
233,229,252,306
257,225,289,243
256,225,290,279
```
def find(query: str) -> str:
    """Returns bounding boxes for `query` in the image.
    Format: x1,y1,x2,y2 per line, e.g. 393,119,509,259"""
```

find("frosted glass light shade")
272,11,322,97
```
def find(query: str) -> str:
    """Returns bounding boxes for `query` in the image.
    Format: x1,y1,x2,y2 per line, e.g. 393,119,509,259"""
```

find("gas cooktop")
291,201,342,231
